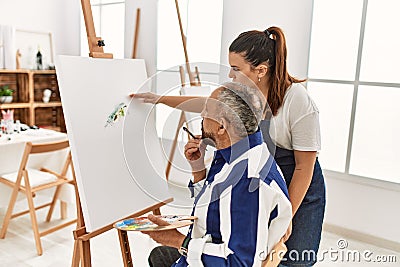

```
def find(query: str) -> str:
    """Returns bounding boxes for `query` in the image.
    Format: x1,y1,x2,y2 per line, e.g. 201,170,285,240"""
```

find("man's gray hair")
217,82,265,137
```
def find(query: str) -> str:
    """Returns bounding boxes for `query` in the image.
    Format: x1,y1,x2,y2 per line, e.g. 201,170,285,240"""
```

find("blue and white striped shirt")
173,130,292,267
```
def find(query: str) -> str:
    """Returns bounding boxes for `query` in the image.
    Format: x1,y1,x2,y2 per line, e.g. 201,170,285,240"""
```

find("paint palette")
113,215,197,231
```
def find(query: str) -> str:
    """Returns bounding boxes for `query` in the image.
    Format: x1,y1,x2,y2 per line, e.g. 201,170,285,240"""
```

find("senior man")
144,82,292,267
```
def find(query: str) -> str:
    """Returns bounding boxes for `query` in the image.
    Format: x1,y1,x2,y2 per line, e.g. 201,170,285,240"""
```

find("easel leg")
72,239,81,267
72,167,86,267
79,239,92,267
118,229,133,267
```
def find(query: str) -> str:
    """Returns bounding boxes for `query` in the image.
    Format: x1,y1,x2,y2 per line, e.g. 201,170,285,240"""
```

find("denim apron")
260,119,326,267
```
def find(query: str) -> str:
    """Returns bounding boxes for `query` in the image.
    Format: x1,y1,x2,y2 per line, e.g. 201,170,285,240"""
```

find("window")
308,0,363,81
307,82,353,172
156,0,223,71
360,0,400,83
308,0,400,183
350,85,400,183
155,0,224,140
80,0,125,58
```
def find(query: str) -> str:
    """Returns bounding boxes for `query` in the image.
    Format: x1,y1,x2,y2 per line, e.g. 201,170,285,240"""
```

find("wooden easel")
174,0,201,87
80,0,113,59
71,1,170,266
165,0,203,180
131,8,141,59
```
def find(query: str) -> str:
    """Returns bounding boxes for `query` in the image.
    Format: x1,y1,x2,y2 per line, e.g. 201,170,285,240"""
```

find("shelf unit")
0,69,66,132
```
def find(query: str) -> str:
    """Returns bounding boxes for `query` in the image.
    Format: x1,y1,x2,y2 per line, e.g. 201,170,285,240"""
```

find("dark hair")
229,26,306,116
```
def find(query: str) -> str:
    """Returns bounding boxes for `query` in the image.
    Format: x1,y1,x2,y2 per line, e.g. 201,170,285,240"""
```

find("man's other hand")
141,214,185,249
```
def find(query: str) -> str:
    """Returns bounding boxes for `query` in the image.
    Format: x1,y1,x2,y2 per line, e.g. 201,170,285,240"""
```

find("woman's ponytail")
267,27,306,115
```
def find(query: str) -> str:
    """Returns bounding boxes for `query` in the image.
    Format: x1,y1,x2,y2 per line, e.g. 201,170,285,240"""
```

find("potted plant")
0,85,13,103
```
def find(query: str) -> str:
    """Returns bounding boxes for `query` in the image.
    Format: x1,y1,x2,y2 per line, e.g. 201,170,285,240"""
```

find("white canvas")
56,56,171,231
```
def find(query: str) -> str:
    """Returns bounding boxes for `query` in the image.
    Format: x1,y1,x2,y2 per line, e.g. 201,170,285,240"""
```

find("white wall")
0,0,81,56
124,0,314,78
220,0,313,79
124,0,158,77
123,0,314,83
325,172,400,245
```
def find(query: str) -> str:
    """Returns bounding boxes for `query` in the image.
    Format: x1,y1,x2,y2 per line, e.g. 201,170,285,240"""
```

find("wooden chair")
0,140,77,255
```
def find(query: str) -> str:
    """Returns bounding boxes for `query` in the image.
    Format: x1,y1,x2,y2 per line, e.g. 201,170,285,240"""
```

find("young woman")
132,26,325,267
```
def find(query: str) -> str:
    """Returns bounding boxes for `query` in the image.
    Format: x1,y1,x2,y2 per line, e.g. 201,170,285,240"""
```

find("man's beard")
201,120,216,147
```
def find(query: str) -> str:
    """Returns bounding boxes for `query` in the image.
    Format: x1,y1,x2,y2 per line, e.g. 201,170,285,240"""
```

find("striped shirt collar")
215,129,263,164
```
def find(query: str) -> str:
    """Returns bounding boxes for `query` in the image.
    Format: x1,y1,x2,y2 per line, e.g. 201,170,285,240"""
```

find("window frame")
307,0,400,187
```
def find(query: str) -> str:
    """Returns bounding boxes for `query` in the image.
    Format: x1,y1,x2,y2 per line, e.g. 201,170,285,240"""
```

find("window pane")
157,0,188,70
186,0,223,66
308,82,354,172
359,0,400,83
308,0,363,80
157,0,223,72
101,3,125,58
80,6,101,56
350,86,400,183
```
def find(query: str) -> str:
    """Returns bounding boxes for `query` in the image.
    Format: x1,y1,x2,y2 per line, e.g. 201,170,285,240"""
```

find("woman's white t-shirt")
269,83,321,151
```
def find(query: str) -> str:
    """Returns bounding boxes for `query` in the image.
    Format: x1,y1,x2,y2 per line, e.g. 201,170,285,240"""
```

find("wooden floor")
1,193,399,267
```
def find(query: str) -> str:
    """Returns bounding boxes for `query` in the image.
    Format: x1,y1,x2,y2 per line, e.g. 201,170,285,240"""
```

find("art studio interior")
0,0,399,266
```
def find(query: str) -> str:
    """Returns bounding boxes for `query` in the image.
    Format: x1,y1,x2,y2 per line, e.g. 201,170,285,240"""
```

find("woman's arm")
131,92,206,113
289,150,317,216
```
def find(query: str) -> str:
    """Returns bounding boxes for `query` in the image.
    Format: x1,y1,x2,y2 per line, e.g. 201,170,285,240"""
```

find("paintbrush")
182,126,199,139
183,126,208,151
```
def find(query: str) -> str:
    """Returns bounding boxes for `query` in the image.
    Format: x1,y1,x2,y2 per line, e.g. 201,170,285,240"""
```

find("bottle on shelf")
15,120,21,133
36,46,43,70
6,119,13,134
